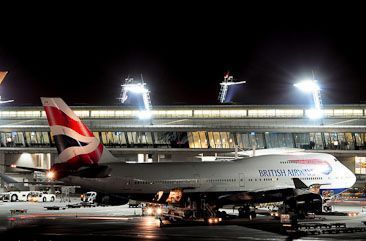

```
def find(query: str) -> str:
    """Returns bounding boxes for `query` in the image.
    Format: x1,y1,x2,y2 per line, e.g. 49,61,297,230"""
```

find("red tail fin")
41,97,115,172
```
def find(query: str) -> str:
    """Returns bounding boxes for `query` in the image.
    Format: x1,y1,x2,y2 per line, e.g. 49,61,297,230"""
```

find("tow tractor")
80,191,97,207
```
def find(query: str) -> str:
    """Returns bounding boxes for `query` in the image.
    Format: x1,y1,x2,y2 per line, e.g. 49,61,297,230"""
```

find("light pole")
218,73,246,103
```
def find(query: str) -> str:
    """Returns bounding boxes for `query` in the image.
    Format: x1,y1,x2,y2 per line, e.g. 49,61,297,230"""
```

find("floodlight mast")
119,76,152,119
294,79,323,119
218,72,246,103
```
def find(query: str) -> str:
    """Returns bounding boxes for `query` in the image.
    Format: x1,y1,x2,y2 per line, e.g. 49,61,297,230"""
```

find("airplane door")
239,173,245,188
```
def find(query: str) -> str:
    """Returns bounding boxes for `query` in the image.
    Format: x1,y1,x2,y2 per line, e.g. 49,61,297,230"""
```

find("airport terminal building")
1,104,366,187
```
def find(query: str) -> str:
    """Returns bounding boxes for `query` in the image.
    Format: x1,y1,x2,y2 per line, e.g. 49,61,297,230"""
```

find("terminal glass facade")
1,107,366,119
3,131,366,150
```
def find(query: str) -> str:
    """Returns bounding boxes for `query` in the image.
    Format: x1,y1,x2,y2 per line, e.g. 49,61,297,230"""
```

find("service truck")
30,191,56,202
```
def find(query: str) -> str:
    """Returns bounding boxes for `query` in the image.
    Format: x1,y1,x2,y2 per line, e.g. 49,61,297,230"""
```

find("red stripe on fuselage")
44,106,94,137
289,159,328,165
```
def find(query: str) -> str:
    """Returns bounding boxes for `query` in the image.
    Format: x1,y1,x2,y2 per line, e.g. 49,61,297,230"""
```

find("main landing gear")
238,205,256,219
159,198,223,226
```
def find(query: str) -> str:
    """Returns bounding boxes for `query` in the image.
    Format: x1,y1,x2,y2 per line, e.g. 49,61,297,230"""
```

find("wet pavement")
1,200,366,240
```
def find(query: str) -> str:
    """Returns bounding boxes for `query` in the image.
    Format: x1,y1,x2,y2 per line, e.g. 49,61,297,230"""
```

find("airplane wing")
3,180,64,185
219,178,322,204
246,186,295,193
0,173,63,186
3,164,48,172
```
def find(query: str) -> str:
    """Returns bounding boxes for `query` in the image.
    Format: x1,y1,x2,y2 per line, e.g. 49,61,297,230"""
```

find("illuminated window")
354,133,366,148
309,132,324,149
334,109,363,117
265,133,294,148
321,109,334,117
193,110,226,118
206,132,233,148
236,133,251,149
153,132,170,145
187,131,207,148
74,110,90,117
92,132,100,141
355,156,366,174
115,110,134,118
275,109,303,117
248,109,276,117
294,133,310,149
90,110,115,118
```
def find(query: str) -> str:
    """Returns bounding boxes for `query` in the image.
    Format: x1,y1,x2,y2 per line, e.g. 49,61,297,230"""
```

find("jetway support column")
0,152,5,188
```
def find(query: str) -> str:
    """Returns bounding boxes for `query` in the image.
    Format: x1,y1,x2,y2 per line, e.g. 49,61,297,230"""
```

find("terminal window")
355,156,366,174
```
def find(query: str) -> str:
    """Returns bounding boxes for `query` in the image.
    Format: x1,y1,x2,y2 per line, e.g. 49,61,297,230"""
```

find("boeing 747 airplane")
36,98,356,221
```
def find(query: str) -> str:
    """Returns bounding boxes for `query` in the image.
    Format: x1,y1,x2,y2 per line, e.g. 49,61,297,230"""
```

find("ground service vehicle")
30,191,56,202
2,191,32,202
81,191,97,204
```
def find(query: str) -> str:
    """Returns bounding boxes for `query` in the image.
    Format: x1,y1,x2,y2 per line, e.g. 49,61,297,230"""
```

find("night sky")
0,3,365,106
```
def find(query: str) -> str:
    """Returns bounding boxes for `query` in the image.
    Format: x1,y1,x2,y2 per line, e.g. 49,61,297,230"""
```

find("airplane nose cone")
350,171,357,187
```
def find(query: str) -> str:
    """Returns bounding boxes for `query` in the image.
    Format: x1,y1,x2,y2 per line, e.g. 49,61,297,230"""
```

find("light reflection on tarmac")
0,200,366,241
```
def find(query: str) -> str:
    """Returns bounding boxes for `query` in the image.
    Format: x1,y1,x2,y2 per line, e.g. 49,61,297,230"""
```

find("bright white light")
294,80,320,93
146,207,153,215
124,84,148,93
295,79,323,119
306,108,323,119
156,207,162,215
46,171,55,179
137,110,152,119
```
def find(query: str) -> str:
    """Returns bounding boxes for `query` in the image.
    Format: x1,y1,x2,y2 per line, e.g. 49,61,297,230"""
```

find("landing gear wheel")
238,206,256,219
324,205,332,212
11,194,17,202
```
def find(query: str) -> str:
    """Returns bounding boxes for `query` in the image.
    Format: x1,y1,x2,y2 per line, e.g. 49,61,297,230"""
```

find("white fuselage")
64,153,356,198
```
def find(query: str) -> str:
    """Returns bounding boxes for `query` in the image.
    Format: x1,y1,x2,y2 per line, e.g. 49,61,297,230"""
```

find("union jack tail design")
41,97,115,171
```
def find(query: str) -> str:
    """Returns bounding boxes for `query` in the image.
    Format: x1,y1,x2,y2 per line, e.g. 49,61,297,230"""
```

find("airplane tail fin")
41,98,116,175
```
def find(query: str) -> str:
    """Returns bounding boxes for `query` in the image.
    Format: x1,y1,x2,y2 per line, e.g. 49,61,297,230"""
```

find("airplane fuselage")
63,153,356,202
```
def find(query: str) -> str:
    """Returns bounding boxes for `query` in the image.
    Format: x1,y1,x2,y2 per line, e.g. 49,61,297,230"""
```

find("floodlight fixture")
294,79,323,119
124,83,149,94
119,76,152,115
293,80,320,93
218,72,246,103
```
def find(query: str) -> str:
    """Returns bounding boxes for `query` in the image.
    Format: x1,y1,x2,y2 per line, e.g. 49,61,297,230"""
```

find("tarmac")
0,198,366,241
